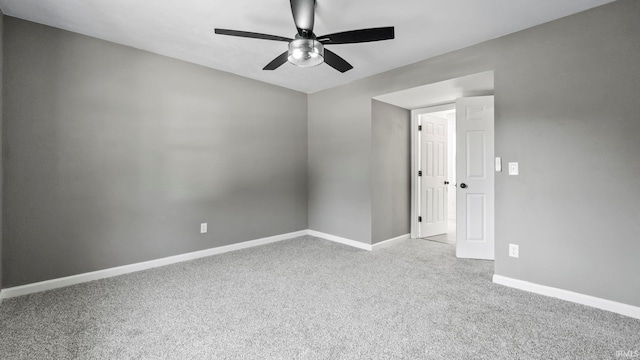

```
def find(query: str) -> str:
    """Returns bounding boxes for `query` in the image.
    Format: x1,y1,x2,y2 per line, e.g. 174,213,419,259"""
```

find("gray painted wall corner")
307,89,373,244
371,100,410,244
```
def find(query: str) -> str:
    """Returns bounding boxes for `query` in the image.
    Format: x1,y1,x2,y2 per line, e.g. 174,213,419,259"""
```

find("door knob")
460,183,467,189
444,181,450,185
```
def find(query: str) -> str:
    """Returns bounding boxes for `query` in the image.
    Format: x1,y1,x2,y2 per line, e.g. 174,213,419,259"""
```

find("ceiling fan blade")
215,28,292,42
317,27,395,44
290,0,315,37
323,49,353,73
263,51,290,71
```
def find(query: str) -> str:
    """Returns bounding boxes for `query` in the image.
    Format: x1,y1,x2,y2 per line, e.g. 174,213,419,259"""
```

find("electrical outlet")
200,223,207,234
509,244,519,258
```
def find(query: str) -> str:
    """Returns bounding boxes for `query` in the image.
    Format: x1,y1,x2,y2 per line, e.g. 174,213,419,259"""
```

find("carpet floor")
0,236,638,359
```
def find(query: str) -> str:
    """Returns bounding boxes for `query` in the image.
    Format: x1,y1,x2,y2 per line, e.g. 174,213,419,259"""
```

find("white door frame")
410,103,456,239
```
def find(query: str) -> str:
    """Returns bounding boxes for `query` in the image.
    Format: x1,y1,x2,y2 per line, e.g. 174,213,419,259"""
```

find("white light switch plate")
495,157,502,172
508,162,519,176
200,223,208,233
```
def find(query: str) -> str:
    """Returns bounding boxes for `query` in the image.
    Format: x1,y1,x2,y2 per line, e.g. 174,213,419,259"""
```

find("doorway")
372,71,495,259
411,96,495,260
413,105,457,245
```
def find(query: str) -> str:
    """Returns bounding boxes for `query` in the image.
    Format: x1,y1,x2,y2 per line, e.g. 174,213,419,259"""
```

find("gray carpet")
0,236,638,359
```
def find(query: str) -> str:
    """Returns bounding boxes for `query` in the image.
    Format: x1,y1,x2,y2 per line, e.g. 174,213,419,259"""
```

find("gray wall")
308,85,372,243
0,9,4,292
308,0,640,306
371,100,410,244
2,18,308,287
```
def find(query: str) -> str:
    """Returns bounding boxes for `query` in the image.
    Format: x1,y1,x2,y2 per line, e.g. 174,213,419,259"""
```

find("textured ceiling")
0,0,614,93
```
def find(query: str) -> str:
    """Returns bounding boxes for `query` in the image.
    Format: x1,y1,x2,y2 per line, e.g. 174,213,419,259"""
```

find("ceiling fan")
214,0,394,73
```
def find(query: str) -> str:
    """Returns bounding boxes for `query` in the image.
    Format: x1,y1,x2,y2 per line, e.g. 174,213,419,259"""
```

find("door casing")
411,103,455,239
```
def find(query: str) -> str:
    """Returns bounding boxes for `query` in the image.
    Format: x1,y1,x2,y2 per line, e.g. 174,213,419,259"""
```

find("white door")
419,114,448,237
456,96,495,260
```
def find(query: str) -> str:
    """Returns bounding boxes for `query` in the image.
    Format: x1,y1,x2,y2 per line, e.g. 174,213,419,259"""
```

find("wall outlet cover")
200,223,208,234
509,244,519,258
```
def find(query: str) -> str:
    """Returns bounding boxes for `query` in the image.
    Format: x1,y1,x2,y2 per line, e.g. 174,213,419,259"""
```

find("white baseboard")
493,275,640,320
307,230,372,251
6,233,637,320
0,230,409,301
0,230,308,300
371,233,411,251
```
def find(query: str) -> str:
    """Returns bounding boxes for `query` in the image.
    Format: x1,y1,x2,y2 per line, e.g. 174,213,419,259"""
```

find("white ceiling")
0,0,614,93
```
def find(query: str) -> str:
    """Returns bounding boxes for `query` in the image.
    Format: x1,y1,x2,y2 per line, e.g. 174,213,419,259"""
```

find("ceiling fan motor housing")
288,38,324,67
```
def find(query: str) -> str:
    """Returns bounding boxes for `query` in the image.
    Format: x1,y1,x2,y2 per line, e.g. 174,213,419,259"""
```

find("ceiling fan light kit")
288,38,324,67
214,0,394,73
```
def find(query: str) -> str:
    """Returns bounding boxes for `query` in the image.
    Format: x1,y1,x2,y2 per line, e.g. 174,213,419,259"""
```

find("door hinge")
418,216,422,222
418,171,422,177
418,125,422,131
